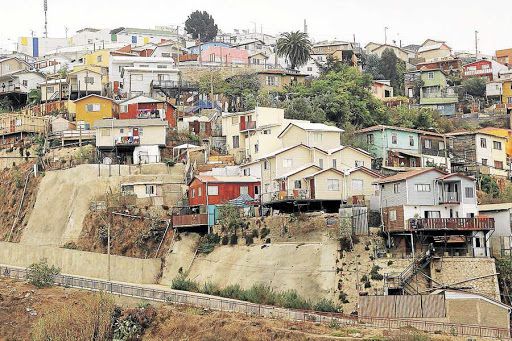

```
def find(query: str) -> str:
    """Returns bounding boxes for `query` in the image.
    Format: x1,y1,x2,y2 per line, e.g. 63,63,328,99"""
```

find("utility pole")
384,26,389,45
43,0,48,38
475,30,479,60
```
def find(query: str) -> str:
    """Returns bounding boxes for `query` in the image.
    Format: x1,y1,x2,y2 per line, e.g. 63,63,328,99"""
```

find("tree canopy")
461,77,486,98
276,31,312,70
224,73,260,112
185,10,218,42
284,97,326,123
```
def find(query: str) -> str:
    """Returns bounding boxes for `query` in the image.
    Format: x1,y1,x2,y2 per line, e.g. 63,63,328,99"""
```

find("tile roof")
374,168,446,184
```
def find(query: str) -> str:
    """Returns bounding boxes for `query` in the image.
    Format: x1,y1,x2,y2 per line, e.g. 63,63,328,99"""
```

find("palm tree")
276,31,312,70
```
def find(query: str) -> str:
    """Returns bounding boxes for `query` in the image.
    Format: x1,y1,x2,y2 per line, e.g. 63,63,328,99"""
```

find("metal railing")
439,191,459,203
409,217,495,231
0,264,509,339
260,189,311,203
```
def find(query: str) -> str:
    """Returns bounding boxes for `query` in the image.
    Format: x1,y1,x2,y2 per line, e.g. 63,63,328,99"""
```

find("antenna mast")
44,0,48,38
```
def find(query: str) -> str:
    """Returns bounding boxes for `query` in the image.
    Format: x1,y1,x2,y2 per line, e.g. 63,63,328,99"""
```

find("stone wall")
430,258,500,300
0,242,161,284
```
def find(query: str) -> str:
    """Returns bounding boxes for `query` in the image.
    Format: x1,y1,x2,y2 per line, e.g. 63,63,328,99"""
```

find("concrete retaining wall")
0,242,161,284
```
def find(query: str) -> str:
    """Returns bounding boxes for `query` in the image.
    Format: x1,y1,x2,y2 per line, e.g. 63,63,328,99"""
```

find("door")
133,128,139,136
310,179,315,199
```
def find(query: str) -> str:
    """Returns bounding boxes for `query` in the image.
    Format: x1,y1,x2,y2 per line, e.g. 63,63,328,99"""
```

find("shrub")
244,283,276,305
251,228,259,238
197,233,221,254
112,305,157,341
364,280,371,288
260,227,270,239
387,260,394,266
360,274,369,283
339,291,349,304
244,234,254,245
276,290,311,310
63,241,78,249
265,238,271,244
26,259,60,288
221,235,229,245
219,284,245,300
202,282,220,296
314,298,341,313
171,275,199,292
229,234,238,245
370,265,384,281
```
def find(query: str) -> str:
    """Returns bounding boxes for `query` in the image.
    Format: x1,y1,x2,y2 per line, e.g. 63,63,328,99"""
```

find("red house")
462,60,507,81
119,95,176,127
188,175,260,206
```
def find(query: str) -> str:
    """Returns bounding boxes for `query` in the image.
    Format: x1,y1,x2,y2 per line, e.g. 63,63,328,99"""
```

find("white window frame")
207,185,219,196
327,179,340,191
389,210,397,221
415,184,431,192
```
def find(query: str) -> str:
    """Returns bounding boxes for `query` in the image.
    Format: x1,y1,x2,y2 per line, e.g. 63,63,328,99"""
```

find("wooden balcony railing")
409,217,494,231
172,213,208,228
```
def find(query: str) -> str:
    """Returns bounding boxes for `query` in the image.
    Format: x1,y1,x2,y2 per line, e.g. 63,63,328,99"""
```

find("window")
319,159,324,169
266,76,277,86
145,184,156,196
393,183,400,193
481,158,488,166
495,160,504,169
415,184,431,192
355,160,364,167
232,135,239,148
332,159,337,169
424,139,432,149
119,66,124,73
493,141,502,150
465,187,474,198
97,55,102,63
22,80,28,87
243,168,250,176
327,179,340,191
255,186,260,195
313,132,323,142
263,129,271,134
294,180,302,189
263,160,269,170
46,86,54,93
367,134,374,145
389,210,397,221
480,138,487,148
240,186,249,195
198,187,202,197
157,65,167,69
409,136,414,146
207,185,219,196
231,117,237,125
475,236,482,248
439,141,445,150
425,211,441,218
161,53,171,58
307,67,313,71
428,72,434,79
121,185,134,195
191,189,195,198
391,134,397,144
209,53,216,62
100,128,110,136
351,179,363,193
254,144,259,153
119,128,124,134
283,159,293,168
132,74,143,81
85,104,101,112
84,76,95,84
139,64,149,68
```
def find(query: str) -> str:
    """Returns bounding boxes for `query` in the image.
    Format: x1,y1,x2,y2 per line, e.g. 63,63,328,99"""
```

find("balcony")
239,120,256,132
172,213,208,228
409,217,494,231
439,192,459,204
115,136,140,146
260,189,311,203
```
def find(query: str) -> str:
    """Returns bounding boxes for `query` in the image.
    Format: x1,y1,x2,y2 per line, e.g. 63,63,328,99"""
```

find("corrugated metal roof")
194,175,260,183
478,203,512,212
94,119,168,128
374,168,445,184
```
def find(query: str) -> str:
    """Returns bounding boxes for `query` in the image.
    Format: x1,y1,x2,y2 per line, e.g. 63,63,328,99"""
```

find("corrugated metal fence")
359,295,446,319
0,265,509,339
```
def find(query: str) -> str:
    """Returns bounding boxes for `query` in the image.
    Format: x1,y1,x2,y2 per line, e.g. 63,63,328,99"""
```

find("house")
502,80,512,114
298,54,323,77
278,121,343,150
478,127,512,157
404,69,458,116
496,48,512,66
200,46,249,66
371,80,394,99
365,43,412,63
447,130,509,180
84,49,111,68
414,58,462,74
0,113,49,143
257,69,307,92
0,57,31,76
94,118,168,164
462,59,508,81
151,40,186,59
120,177,182,207
417,39,452,61
356,125,451,170
486,81,503,104
345,167,383,209
74,94,118,128
478,203,512,257
118,95,176,127
248,52,269,68
187,42,231,55
187,175,260,206
0,70,44,106
67,66,105,99
40,79,69,102
376,168,494,258
312,40,362,64
120,58,179,98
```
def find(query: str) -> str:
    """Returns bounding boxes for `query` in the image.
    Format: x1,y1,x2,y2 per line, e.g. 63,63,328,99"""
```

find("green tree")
462,77,486,97
27,89,41,105
185,10,218,42
26,259,60,288
389,106,438,130
289,65,390,127
224,73,260,112
276,31,312,70
379,48,406,95
0,97,12,113
284,97,326,123
480,175,500,198
362,53,384,80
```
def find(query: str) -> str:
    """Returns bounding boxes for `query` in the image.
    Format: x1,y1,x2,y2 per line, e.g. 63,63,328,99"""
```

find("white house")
119,58,179,98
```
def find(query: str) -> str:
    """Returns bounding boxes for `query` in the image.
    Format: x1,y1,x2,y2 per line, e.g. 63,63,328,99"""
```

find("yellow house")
479,127,512,157
278,121,343,150
84,49,110,69
312,146,373,171
257,69,307,92
74,94,117,127
503,80,512,110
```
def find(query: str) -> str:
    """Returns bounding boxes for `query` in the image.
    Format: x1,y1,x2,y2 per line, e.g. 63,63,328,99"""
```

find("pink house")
200,47,249,65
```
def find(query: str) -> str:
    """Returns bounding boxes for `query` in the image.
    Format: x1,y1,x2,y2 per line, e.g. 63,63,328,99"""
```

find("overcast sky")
1,0,511,54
